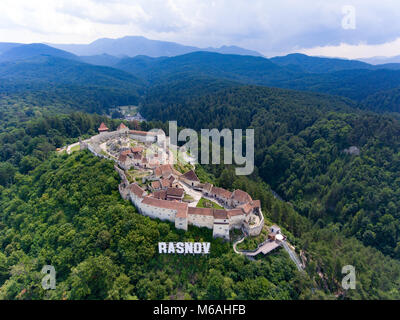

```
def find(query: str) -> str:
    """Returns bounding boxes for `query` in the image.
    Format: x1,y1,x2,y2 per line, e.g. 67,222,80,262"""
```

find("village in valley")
61,121,303,268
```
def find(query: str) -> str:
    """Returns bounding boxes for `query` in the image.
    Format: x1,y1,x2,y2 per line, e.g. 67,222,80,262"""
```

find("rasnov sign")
158,242,210,255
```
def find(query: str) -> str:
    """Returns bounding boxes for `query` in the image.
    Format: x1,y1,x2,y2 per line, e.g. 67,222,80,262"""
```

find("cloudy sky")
0,0,400,58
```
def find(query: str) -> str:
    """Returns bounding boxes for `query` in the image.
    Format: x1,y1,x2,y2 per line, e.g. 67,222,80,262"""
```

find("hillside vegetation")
2,48,400,300
0,151,302,300
141,83,400,259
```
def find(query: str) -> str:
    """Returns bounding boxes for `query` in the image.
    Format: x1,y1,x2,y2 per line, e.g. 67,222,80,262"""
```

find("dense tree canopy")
141,83,400,259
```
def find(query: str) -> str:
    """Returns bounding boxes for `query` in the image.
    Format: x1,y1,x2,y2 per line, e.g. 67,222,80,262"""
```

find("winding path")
233,237,282,257
233,236,305,272
282,242,304,272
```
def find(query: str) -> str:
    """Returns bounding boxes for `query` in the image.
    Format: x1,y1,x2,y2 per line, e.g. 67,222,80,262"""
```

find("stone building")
209,187,232,206
86,123,265,241
180,170,201,187
98,122,109,134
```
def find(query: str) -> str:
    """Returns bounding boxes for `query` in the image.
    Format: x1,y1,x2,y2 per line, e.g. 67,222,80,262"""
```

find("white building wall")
130,193,144,208
229,215,245,229
213,223,230,240
140,203,176,223
188,215,214,229
181,177,200,187
175,217,188,231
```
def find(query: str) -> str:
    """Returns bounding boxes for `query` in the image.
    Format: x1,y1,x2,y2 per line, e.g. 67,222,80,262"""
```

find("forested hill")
2,47,400,299
141,83,400,259
269,53,374,73
0,114,303,299
112,51,400,106
0,55,144,117
360,87,400,113
114,51,296,85
142,84,355,131
1,48,400,114
0,43,79,63
0,56,143,88
1,112,400,299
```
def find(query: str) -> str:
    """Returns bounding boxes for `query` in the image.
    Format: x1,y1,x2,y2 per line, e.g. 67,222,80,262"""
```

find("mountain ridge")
48,35,263,58
0,43,79,63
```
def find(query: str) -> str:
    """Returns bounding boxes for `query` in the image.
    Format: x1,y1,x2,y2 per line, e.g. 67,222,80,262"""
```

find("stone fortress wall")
84,123,264,241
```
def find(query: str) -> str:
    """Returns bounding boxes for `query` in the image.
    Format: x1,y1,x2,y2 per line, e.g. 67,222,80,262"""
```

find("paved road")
282,242,304,272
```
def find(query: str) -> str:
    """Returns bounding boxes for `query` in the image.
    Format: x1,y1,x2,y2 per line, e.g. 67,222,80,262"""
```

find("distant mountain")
50,36,263,58
0,55,144,113
0,43,79,62
79,54,121,67
204,45,262,57
0,42,21,55
359,55,400,65
2,41,400,112
0,55,142,88
374,63,400,70
113,51,400,103
270,53,374,73
114,51,294,84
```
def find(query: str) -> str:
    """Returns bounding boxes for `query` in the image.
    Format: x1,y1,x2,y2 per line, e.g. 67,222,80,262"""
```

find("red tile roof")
118,154,128,163
252,200,261,208
151,181,161,190
154,164,173,177
130,184,145,198
227,209,245,217
181,170,200,182
213,209,228,220
142,197,188,218
117,123,128,131
98,122,109,132
188,207,214,216
130,130,157,136
231,190,252,203
131,147,143,153
211,187,232,200
161,179,171,188
237,200,261,215
166,187,184,198
238,202,253,215
152,190,167,200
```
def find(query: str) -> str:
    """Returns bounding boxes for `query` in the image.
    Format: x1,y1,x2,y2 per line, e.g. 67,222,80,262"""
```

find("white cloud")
300,38,400,59
0,0,399,58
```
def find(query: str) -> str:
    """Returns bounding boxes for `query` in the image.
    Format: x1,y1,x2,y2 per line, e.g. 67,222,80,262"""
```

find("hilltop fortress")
80,122,264,241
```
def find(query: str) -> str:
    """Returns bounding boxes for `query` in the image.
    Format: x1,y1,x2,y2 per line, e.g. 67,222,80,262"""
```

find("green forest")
0,151,303,300
0,105,399,299
1,48,400,300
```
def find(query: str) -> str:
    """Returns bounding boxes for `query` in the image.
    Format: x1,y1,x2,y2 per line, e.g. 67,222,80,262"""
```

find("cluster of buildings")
126,171,264,240
84,122,265,241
